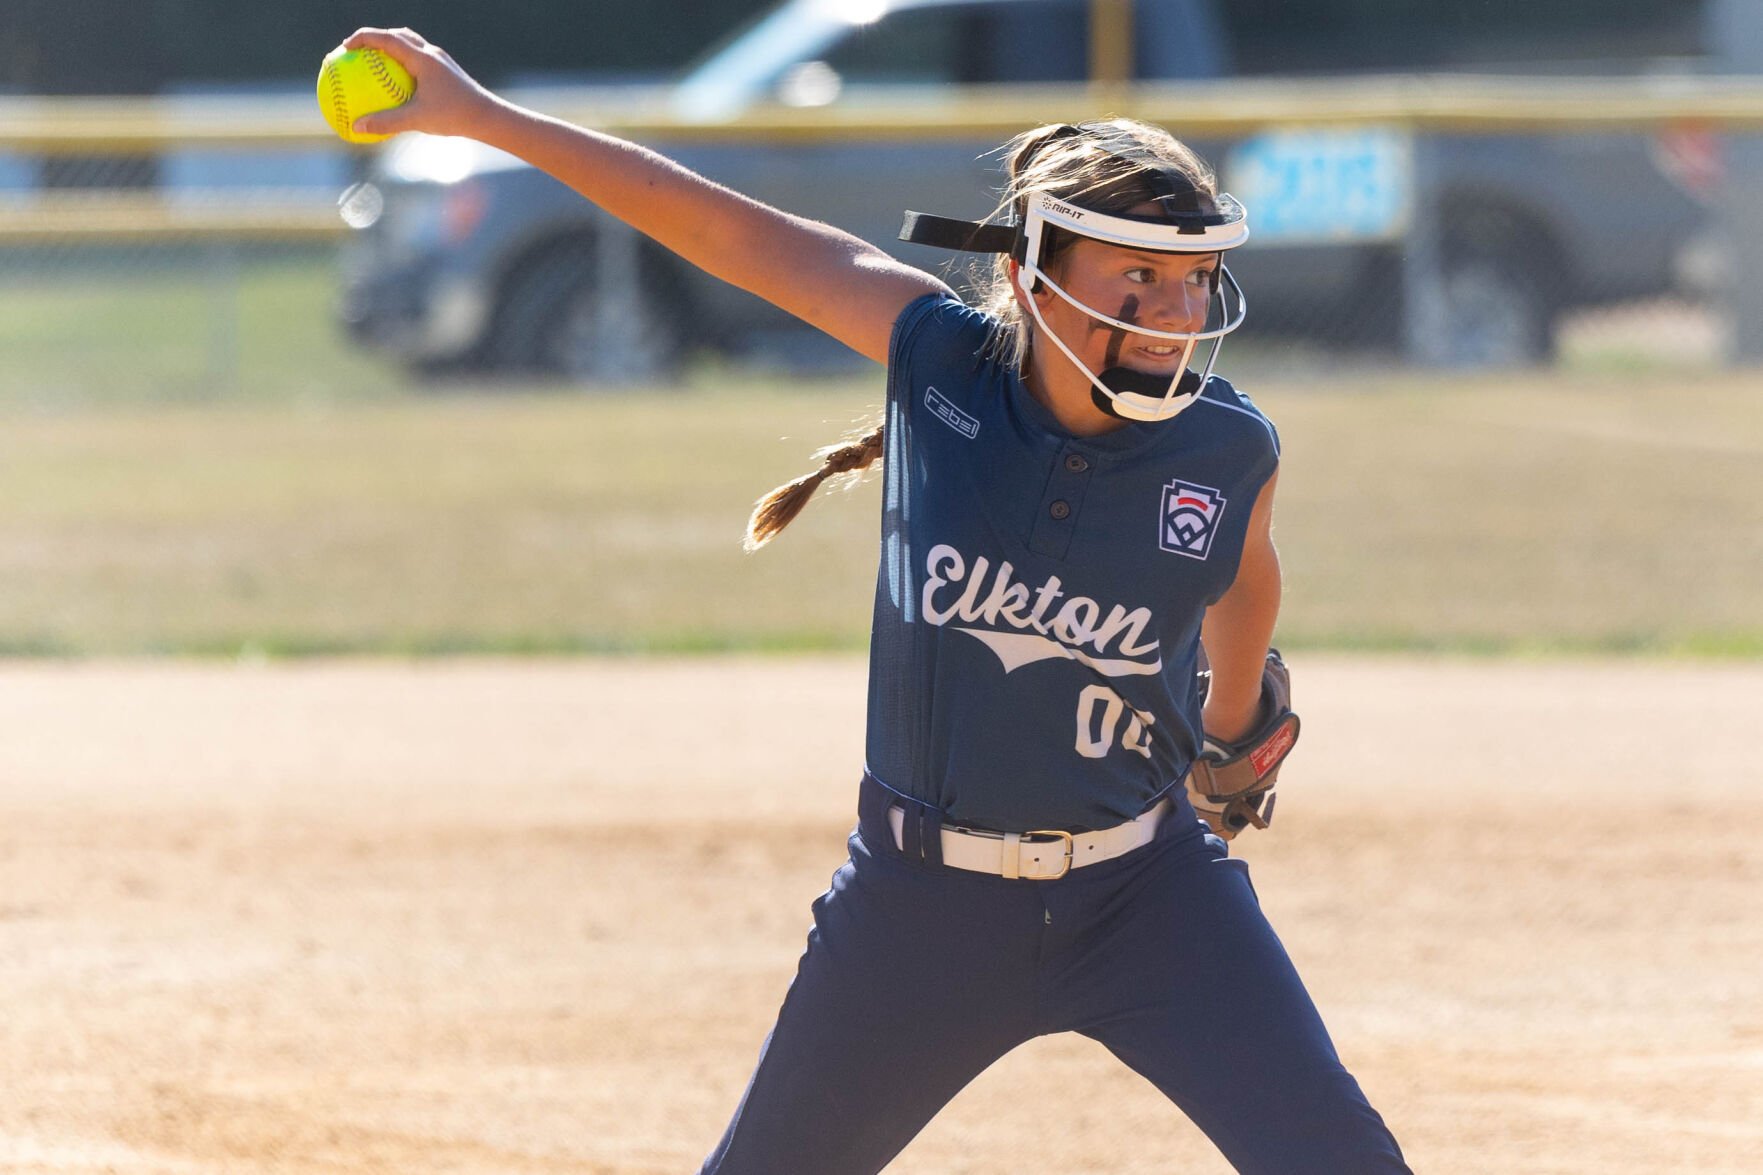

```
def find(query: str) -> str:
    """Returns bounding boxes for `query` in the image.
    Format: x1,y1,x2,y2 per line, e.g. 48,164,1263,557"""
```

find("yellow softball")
316,46,416,144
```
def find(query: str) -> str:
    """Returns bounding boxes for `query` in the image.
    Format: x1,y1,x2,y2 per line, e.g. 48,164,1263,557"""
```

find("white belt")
887,799,1172,881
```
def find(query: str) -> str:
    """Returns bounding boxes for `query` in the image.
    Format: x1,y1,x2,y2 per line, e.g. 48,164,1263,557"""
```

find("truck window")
1220,0,1706,76
819,0,1088,85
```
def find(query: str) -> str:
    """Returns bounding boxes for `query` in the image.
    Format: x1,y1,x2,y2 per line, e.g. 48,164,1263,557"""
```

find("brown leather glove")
1186,648,1300,840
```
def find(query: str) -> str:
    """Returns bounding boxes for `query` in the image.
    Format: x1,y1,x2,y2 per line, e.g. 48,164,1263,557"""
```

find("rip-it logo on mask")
1160,480,1227,559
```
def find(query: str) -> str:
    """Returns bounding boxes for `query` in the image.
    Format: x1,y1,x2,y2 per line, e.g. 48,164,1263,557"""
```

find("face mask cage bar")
1016,192,1248,422
900,187,1251,423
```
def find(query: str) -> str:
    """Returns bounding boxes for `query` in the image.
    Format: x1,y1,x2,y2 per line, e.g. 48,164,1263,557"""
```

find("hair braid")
743,423,885,551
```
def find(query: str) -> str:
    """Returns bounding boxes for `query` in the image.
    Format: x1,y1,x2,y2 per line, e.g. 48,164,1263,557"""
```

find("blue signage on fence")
1224,127,1413,245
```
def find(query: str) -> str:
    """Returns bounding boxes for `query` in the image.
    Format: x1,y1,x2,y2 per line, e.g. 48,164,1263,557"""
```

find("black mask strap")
898,211,1019,257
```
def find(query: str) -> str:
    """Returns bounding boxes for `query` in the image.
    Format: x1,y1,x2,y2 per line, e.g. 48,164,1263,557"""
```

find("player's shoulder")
1189,374,1280,459
888,291,1007,384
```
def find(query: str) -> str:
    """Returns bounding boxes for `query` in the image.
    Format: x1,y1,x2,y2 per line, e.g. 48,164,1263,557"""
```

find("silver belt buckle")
1019,829,1075,879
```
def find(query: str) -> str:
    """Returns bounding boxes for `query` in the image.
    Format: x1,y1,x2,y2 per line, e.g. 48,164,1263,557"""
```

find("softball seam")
326,66,351,132
363,51,412,104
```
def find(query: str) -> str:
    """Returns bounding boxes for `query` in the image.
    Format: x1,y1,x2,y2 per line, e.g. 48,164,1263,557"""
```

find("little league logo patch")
1160,480,1227,559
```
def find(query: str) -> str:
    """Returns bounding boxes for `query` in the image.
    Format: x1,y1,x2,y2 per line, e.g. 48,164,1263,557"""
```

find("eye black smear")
1103,294,1139,370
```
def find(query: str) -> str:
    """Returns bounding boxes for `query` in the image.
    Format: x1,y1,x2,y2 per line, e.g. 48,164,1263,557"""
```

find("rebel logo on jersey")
1160,480,1227,559
923,386,980,439
920,543,1162,677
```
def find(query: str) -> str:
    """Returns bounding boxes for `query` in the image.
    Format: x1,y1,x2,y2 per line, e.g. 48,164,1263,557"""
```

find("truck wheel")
1428,251,1555,366
488,238,684,384
1407,207,1563,368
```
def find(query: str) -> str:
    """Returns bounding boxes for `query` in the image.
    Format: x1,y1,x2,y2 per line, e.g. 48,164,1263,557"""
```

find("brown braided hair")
744,119,1214,550
743,422,884,551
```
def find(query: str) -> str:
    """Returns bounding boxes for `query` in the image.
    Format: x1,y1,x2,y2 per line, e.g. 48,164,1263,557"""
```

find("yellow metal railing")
4,77,1763,243
7,76,1763,147
0,193,347,243
1088,0,1135,91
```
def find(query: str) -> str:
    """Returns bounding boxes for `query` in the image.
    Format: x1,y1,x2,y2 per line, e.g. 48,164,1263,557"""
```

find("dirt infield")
2,657,1759,1174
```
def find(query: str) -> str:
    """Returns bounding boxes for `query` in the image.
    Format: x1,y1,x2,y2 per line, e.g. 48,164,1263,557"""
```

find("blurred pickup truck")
338,0,1714,378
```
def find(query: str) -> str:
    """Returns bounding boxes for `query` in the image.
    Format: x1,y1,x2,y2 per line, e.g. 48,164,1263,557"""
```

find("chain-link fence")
0,92,1751,405
0,106,375,406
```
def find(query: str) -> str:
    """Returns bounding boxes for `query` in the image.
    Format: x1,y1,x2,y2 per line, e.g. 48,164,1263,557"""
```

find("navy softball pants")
698,780,1410,1174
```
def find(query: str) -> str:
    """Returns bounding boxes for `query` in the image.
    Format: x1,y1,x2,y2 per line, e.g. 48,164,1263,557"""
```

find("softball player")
344,27,1411,1174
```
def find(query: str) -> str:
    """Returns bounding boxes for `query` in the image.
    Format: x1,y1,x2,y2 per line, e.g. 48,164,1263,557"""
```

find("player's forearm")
1200,547,1282,744
338,27,945,362
338,22,866,293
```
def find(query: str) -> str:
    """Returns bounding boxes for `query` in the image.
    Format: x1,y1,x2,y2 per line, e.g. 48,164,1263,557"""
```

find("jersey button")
1064,454,1089,473
1049,500,1071,520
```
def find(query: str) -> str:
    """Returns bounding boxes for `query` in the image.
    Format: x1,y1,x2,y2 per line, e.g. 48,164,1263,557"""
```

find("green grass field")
4,374,1760,658
1,253,1758,657
0,250,406,409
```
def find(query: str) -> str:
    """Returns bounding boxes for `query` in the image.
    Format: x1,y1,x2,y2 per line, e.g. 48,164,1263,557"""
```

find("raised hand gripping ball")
317,46,415,144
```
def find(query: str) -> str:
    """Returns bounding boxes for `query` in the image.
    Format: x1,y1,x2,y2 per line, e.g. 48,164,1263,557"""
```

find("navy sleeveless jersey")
864,292,1280,832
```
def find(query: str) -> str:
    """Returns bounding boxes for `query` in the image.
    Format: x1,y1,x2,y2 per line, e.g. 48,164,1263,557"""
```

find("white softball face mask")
901,185,1250,423
1017,192,1248,422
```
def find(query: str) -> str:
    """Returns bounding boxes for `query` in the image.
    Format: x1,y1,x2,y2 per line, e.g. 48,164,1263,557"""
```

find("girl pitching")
341,27,1410,1173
